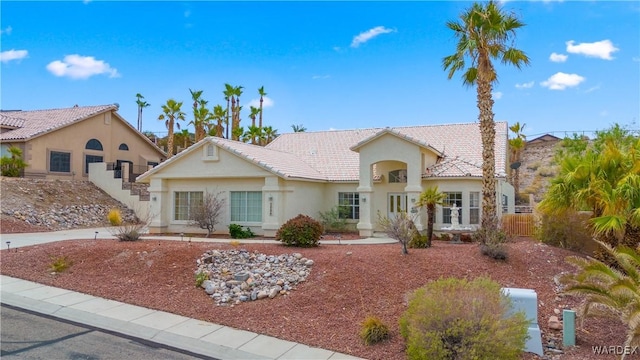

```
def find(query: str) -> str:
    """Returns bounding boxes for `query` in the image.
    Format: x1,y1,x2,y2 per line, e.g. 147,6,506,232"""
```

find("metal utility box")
502,287,544,356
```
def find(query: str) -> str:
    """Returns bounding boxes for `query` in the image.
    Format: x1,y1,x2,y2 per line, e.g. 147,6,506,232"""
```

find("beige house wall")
19,111,163,179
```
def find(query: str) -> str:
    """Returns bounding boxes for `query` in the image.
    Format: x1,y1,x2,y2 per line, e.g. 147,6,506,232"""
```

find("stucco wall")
22,111,163,179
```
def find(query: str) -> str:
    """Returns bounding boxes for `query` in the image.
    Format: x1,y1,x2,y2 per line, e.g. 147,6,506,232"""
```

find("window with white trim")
338,192,359,219
388,169,407,183
442,192,462,224
174,191,203,221
230,191,262,222
469,192,480,224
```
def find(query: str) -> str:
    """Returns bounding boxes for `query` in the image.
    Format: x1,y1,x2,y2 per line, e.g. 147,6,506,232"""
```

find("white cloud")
515,81,534,89
247,96,274,109
585,85,600,93
549,52,568,63
351,26,396,48
540,72,585,90
0,26,12,35
0,49,28,63
312,75,331,80
46,54,120,79
492,91,503,100
566,40,619,60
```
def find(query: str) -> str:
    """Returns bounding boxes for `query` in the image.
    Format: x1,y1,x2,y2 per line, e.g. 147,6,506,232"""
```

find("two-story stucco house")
137,122,515,237
0,104,166,179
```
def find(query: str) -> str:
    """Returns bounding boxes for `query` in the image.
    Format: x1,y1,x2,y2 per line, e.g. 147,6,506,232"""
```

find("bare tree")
189,191,225,237
377,211,418,255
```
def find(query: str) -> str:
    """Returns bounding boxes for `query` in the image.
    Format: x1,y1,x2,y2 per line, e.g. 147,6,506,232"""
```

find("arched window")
85,139,103,151
118,143,129,151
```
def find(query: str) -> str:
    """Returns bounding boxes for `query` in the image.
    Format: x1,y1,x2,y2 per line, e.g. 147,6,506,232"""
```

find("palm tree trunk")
167,119,175,157
477,75,498,234
427,205,435,247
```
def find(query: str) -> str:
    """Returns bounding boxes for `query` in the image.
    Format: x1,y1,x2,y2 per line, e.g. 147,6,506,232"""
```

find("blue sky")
1,1,639,139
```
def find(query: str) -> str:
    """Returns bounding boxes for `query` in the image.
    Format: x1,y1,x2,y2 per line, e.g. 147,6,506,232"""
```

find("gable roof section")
137,137,327,182
349,127,444,157
424,157,482,178
0,105,116,141
0,105,166,156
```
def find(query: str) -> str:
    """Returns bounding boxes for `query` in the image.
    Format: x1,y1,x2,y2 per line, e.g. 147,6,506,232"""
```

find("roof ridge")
2,104,116,114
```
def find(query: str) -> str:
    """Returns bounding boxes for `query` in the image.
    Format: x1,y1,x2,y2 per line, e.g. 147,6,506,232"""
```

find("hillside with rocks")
0,177,136,233
516,140,561,204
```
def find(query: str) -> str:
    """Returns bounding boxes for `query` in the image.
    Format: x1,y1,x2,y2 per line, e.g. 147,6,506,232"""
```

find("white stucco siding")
421,179,483,230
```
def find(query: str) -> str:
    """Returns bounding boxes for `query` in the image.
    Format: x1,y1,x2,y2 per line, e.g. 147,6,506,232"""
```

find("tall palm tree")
508,122,526,197
248,106,261,144
231,85,244,140
291,124,307,133
258,86,267,130
443,1,530,237
223,83,234,139
158,99,185,158
211,104,226,138
263,126,279,145
135,93,150,132
189,89,207,141
416,186,446,247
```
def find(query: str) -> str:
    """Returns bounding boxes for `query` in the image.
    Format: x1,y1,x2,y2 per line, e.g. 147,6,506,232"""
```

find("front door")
388,193,408,218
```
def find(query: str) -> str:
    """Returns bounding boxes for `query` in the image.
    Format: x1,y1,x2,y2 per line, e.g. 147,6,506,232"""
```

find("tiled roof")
0,105,117,141
266,122,508,180
139,122,508,182
0,113,25,129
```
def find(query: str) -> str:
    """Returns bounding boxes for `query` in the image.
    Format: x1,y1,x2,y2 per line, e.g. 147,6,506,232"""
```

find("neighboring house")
0,104,166,179
527,134,561,146
137,122,515,237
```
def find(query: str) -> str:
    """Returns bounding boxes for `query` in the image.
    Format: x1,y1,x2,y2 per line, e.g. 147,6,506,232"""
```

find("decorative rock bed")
195,249,314,306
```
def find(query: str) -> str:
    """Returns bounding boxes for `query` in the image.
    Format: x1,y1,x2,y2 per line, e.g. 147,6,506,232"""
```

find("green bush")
49,255,72,273
534,210,594,253
318,206,348,233
409,232,429,248
229,224,255,239
275,214,323,247
359,316,390,345
480,242,508,260
399,277,529,360
473,224,509,260
195,271,208,287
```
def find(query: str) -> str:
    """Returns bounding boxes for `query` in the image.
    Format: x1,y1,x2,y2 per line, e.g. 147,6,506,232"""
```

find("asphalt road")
0,305,215,360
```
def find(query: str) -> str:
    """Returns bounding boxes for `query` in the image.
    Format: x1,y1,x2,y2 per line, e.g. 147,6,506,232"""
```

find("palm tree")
223,83,234,139
248,106,261,144
561,241,640,357
158,99,186,157
263,126,279,145
291,124,307,133
135,93,150,132
416,186,446,247
231,86,244,140
258,86,267,130
211,104,226,138
508,122,526,197
233,126,245,141
189,89,207,141
443,1,530,237
179,129,191,150
243,125,264,145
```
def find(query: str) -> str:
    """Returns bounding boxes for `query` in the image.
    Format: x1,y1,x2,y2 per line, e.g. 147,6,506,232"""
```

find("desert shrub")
229,224,255,239
318,206,348,233
399,277,529,360
537,165,556,177
195,271,208,287
459,234,473,243
438,233,451,241
107,208,123,226
359,316,390,345
189,191,225,237
49,255,72,273
480,242,508,260
526,161,541,171
108,206,151,241
275,214,323,247
378,211,418,255
473,222,510,261
409,232,429,248
535,209,594,253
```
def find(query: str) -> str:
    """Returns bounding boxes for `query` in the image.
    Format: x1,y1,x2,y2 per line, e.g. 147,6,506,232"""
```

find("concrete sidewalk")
1,275,363,360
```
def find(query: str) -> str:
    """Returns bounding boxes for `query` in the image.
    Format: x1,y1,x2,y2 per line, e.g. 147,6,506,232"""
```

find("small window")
174,191,203,221
85,139,103,151
389,169,407,183
118,143,129,151
338,192,360,219
85,155,103,174
230,191,262,222
50,151,71,173
470,192,480,224
442,192,462,224
207,144,215,156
